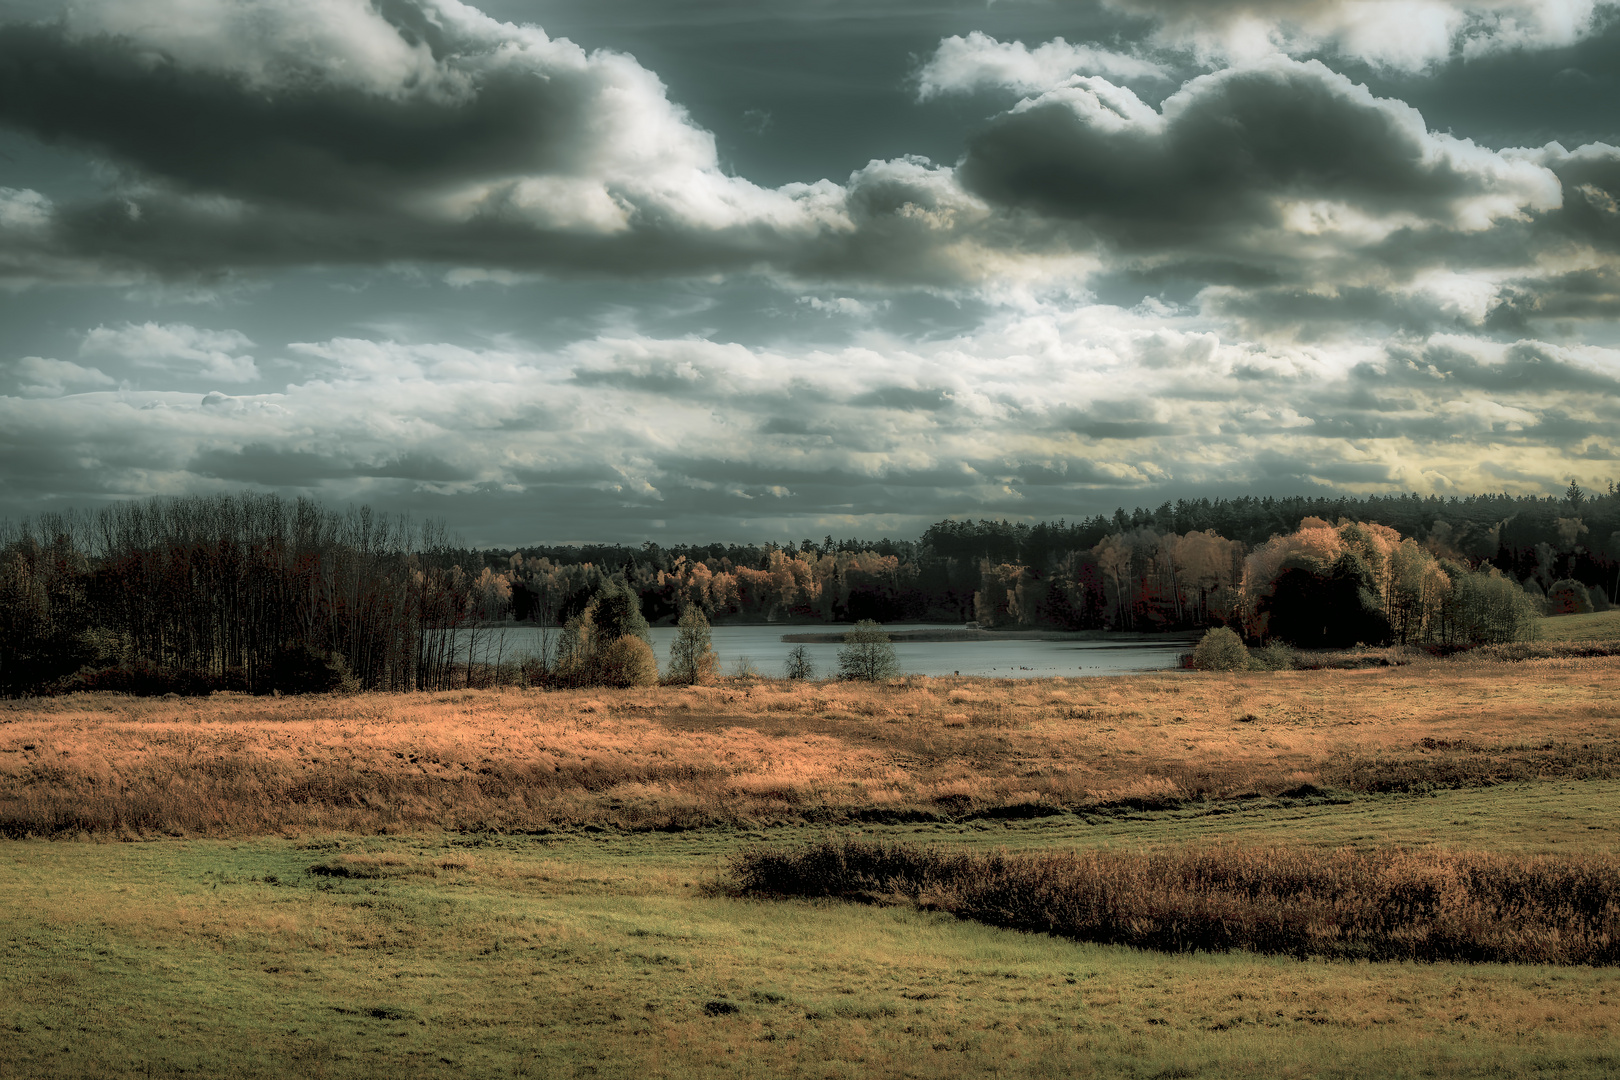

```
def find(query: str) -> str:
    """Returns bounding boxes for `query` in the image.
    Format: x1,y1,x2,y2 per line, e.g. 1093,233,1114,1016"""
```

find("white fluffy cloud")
3,299,1613,535
1107,0,1613,70
82,322,260,383
3,356,116,397
916,32,1167,99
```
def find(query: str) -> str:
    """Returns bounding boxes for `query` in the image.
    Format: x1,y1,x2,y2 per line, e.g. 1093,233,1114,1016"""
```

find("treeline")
4,485,1611,695
486,489,1612,642
0,495,511,697
471,485,1619,631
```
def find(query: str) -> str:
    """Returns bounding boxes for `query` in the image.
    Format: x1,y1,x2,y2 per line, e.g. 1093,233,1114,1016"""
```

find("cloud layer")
0,0,1616,539
4,303,1614,538
1109,0,1612,70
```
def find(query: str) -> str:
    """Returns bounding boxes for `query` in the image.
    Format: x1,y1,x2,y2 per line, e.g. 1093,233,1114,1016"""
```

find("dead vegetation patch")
1,657,1617,836
732,838,1620,965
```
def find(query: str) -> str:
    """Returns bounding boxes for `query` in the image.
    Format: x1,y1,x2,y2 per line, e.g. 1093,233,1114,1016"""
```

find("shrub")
783,644,816,680
556,585,659,688
268,644,358,695
71,663,224,697
837,620,900,681
1247,641,1297,671
1191,627,1250,671
595,635,659,688
1548,578,1596,615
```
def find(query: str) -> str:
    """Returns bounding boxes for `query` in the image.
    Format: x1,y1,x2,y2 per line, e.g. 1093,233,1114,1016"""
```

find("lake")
455,623,1193,679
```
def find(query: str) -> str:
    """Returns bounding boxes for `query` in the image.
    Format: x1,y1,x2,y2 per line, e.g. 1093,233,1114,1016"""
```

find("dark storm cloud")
0,21,594,213
846,386,954,412
1377,340,1620,394
361,453,474,482
1492,266,1620,320
0,4,797,276
1360,14,1620,149
1202,284,1490,338
1053,403,1186,439
1539,144,1620,249
957,57,1558,253
190,444,358,485
0,1,1041,287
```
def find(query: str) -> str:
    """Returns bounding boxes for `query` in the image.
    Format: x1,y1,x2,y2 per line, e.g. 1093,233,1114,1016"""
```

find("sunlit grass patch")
1540,609,1620,642
4,659,1620,838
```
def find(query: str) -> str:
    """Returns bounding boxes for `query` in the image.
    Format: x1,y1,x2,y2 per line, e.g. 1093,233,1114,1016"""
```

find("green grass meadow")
1540,609,1620,642
5,783,1619,1079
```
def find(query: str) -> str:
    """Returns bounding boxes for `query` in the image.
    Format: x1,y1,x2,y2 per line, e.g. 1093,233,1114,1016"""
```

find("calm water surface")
458,623,1191,679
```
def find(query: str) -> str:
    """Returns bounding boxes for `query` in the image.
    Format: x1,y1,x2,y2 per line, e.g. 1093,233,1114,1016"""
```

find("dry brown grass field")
3,655,1619,836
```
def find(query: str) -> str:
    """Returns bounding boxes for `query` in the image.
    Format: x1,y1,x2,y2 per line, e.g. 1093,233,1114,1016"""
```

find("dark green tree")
1261,553,1392,648
590,579,652,644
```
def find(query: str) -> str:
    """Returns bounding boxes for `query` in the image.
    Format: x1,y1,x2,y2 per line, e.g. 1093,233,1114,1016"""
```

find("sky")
1,0,1618,546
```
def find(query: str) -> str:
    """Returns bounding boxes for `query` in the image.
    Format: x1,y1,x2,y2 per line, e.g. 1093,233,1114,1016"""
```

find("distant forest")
495,487,1615,634
1,486,1613,696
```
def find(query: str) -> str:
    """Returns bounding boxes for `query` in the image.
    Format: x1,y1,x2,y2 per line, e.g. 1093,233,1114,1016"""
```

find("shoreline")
779,628,1199,644
470,619,1197,644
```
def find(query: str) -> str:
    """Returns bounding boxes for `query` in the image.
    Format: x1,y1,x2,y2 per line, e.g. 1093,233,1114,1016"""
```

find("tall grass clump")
732,839,1620,965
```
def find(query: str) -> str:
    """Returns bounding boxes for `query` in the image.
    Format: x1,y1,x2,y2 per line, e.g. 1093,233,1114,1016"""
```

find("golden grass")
2,655,1618,836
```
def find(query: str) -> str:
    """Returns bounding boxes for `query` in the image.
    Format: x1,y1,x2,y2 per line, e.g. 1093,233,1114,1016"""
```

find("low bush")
1247,641,1297,671
1548,578,1596,615
1190,627,1249,671
732,839,1620,965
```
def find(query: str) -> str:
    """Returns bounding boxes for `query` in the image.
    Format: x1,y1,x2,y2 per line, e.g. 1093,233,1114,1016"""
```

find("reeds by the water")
732,839,1620,965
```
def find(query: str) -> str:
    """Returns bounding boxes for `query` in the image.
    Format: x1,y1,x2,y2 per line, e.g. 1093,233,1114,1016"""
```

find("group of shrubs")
1188,622,1620,672
540,580,902,689
47,641,363,698
1187,627,1307,672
